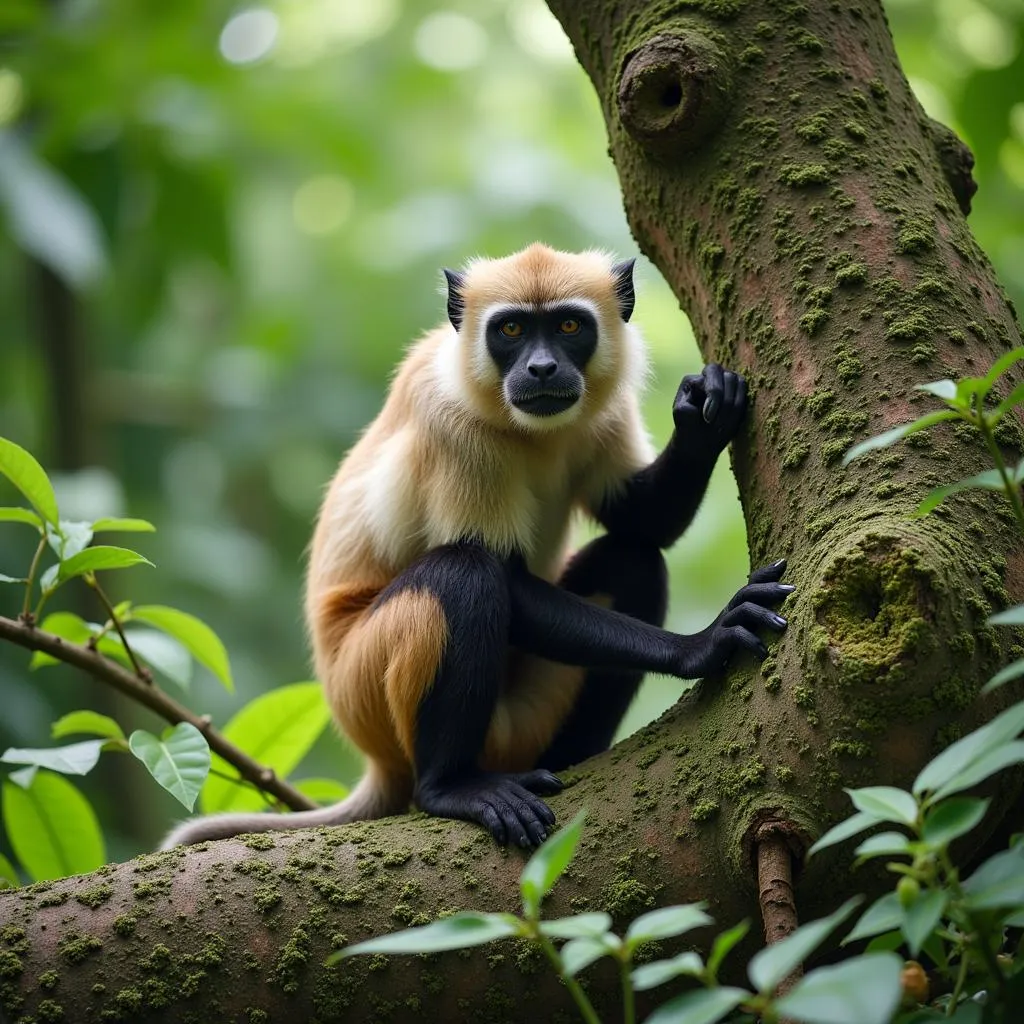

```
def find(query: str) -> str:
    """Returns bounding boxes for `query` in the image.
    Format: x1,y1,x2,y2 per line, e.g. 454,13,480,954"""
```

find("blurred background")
0,0,1021,860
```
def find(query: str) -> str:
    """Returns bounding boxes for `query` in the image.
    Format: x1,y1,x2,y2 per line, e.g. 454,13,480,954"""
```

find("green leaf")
131,605,232,692
0,573,27,584
2,770,105,881
993,381,1024,419
119,629,193,689
8,766,37,789
0,506,42,530
748,897,862,994
0,437,59,526
46,520,93,561
55,545,153,586
921,797,989,847
989,603,1024,626
292,777,351,805
853,831,912,860
846,786,918,827
30,612,96,669
626,903,713,948
642,986,748,1024
706,919,749,978
520,808,586,917
807,811,882,857
931,740,1024,801
129,724,210,810
962,846,1024,910
981,659,1024,695
91,517,156,533
1,740,104,776
560,934,618,977
632,952,705,991
842,410,959,466
201,682,330,814
900,889,947,957
0,853,18,888
842,893,902,946
774,952,902,1024
51,711,125,743
538,912,612,939
983,347,1024,390
915,379,958,402
914,702,1024,795
336,913,519,960
914,469,1005,517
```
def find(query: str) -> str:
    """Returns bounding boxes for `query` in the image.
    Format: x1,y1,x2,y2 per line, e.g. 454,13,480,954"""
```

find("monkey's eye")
559,318,581,335
499,321,523,338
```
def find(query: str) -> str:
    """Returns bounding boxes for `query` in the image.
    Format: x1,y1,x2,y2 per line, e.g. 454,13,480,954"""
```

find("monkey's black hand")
677,559,793,677
416,770,563,848
673,363,748,455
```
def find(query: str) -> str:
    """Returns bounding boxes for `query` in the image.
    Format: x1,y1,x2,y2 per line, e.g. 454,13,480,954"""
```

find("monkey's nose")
528,358,558,381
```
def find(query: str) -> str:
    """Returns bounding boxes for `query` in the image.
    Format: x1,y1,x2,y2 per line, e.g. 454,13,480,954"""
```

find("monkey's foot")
416,770,563,847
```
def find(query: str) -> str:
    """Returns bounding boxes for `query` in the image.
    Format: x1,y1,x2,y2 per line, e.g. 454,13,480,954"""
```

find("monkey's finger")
505,781,555,830
722,371,737,413
723,601,787,633
476,797,508,846
736,374,748,415
513,769,564,796
725,625,768,659
702,363,725,422
678,374,706,408
491,795,532,848
728,581,795,609
499,789,547,847
748,559,786,584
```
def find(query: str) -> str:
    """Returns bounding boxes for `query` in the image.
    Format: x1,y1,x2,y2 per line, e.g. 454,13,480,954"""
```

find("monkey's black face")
485,305,598,419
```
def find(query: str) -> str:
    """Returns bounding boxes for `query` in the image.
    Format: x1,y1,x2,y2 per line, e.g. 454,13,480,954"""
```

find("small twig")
757,830,801,997
87,576,148,680
20,536,47,621
0,613,317,813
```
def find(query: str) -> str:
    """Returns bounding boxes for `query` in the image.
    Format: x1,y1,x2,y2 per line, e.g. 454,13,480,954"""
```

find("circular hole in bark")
660,80,683,108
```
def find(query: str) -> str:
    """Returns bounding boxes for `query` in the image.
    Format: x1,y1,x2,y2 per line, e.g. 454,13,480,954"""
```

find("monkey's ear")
443,268,466,332
611,258,636,322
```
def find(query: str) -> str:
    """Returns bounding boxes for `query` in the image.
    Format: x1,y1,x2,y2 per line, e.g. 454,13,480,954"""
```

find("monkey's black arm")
508,561,789,679
593,433,715,549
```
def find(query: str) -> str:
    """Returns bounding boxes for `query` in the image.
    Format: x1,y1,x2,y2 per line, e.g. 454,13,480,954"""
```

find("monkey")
162,243,792,851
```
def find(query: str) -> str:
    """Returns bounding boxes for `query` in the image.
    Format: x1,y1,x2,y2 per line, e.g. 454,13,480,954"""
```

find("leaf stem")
619,956,636,1024
535,933,601,1024
977,410,1024,533
947,951,969,1016
88,574,148,680
20,535,47,621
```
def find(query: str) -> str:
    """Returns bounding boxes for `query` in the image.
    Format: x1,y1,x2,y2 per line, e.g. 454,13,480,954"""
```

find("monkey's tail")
159,763,411,850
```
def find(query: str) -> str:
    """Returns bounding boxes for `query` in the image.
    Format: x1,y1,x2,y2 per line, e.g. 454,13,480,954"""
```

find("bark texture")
2,1,1023,1021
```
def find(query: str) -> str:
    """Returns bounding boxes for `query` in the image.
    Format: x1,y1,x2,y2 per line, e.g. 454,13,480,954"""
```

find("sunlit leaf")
1,740,104,776
0,436,59,525
913,469,1005,517
842,411,959,466
129,724,210,810
807,811,881,858
915,379,958,402
921,797,989,847
56,546,153,584
8,766,37,789
0,507,42,530
626,903,712,947
45,520,93,561
774,952,902,1024
0,853,18,888
118,628,193,689
853,831,912,860
642,986,748,1024
521,809,586,917
291,777,350,805
201,682,330,814
993,381,1024,419
982,659,1024,695
560,934,618,977
336,912,519,960
538,912,612,939
982,347,1024,390
0,131,107,288
900,889,947,956
842,892,902,946
29,611,96,669
846,786,918,827
131,605,232,691
51,711,125,743
931,741,1024,801
2,770,105,881
632,951,705,991
91,517,156,533
989,604,1024,626
0,573,27,584
748,897,861,993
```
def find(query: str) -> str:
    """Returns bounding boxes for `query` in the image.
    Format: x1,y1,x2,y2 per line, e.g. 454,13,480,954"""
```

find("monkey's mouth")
510,390,580,417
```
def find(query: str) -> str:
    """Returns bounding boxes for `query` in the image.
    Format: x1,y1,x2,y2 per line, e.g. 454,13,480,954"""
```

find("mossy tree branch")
2,1,1023,1021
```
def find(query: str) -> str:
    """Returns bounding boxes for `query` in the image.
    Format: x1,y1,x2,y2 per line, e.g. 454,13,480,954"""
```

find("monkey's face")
485,304,597,428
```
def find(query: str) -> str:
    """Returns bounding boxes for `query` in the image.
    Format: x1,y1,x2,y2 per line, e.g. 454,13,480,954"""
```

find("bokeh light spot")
0,69,24,126
293,175,355,236
414,12,487,71
507,1,574,63
219,8,279,66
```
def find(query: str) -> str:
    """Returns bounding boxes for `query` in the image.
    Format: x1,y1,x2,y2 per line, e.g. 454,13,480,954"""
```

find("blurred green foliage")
0,0,1020,856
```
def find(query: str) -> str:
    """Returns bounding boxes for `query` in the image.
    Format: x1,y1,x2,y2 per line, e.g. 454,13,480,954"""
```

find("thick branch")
0,615,315,813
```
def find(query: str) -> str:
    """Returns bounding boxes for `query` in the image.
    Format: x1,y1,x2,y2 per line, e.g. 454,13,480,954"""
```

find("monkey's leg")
378,541,561,847
536,535,667,771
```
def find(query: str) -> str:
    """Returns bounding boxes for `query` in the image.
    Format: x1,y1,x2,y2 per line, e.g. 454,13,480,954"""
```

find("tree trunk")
2,1,1022,1021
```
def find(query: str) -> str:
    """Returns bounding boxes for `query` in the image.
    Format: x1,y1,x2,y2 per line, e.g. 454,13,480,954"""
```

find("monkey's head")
440,245,644,433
